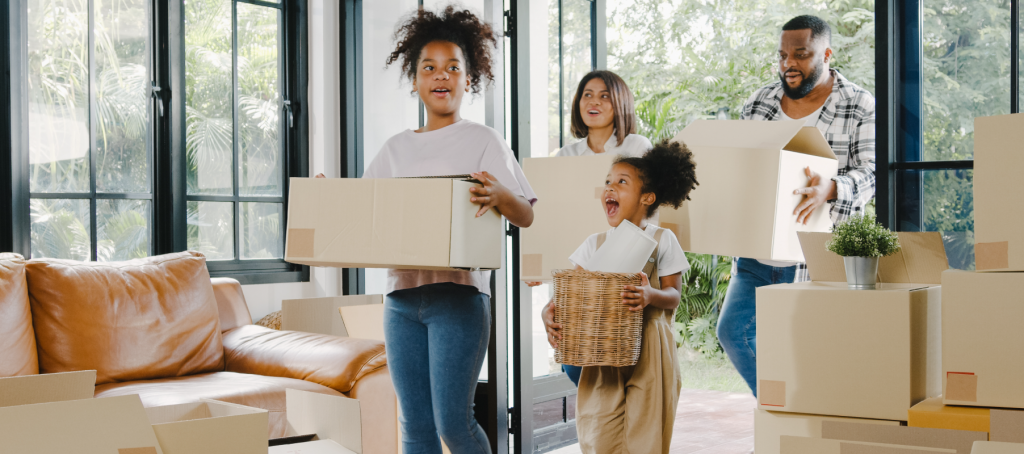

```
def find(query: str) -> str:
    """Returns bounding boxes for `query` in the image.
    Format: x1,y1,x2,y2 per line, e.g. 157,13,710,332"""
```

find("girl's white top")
569,223,690,278
364,119,538,296
555,133,652,157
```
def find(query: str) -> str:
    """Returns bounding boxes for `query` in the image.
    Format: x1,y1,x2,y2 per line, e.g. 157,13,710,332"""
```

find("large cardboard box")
821,421,988,454
756,232,947,420
756,409,900,454
973,113,1024,271
286,177,503,270
146,400,269,454
0,370,95,407
781,435,956,454
942,270,1024,410
270,439,357,454
909,398,1024,443
659,119,838,262
520,154,615,281
282,294,383,337
0,394,165,454
972,442,1024,454
280,389,363,454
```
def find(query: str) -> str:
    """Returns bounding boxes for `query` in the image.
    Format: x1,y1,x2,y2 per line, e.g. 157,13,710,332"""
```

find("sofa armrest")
222,325,387,394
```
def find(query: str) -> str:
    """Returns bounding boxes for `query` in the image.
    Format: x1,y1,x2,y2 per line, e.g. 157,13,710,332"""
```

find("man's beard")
779,63,824,100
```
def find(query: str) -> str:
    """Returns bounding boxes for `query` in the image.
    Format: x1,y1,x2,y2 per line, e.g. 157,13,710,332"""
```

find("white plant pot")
843,256,879,290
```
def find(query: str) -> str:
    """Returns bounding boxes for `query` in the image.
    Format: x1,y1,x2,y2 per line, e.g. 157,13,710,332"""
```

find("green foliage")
674,253,732,360
826,214,901,257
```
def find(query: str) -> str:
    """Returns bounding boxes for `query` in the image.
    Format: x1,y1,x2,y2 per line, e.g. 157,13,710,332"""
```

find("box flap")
970,442,1024,454
821,420,986,454
798,232,949,284
339,304,386,341
282,295,383,337
0,370,96,408
674,119,807,153
786,126,838,160
285,389,362,454
147,401,267,454
270,440,357,454
0,394,164,454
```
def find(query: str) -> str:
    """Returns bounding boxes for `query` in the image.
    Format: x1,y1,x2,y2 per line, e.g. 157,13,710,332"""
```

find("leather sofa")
0,251,397,454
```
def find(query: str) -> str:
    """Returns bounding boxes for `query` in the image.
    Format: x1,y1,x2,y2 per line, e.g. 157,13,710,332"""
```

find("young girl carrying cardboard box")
542,141,698,454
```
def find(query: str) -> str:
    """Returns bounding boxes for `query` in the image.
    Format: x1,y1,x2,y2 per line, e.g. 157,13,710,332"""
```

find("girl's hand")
314,173,326,178
622,272,653,312
525,281,543,287
469,171,511,217
542,301,562,348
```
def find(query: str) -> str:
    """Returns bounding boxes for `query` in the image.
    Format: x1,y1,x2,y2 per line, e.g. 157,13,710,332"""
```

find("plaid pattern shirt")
741,70,877,281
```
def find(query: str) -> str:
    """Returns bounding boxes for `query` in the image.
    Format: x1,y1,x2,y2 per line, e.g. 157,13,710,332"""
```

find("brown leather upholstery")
0,253,38,376
26,251,225,384
94,371,343,438
211,277,253,332
222,324,387,394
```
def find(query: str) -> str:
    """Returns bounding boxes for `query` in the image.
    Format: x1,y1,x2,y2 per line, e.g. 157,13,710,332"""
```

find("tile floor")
547,388,756,454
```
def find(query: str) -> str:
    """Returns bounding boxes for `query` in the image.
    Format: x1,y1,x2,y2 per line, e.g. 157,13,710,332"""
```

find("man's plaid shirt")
740,69,876,281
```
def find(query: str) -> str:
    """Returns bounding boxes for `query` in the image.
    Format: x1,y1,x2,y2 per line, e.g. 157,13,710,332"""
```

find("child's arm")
622,272,683,311
541,265,585,347
470,171,535,228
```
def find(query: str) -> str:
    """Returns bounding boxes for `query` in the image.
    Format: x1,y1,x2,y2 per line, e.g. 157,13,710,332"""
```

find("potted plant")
826,215,901,289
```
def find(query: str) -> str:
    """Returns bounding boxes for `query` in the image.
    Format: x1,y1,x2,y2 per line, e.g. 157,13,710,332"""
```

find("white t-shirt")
758,105,824,268
555,133,652,157
569,224,690,278
364,119,538,296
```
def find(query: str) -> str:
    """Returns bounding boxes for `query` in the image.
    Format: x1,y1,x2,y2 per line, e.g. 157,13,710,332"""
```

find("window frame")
2,0,309,285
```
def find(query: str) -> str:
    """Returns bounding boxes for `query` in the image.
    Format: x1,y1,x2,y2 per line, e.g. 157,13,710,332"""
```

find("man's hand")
469,171,512,217
793,166,837,225
622,272,654,312
542,301,562,348
314,173,325,178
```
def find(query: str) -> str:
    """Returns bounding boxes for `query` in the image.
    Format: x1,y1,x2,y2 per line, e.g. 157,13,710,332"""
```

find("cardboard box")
0,370,95,407
282,294,383,337
285,177,503,270
972,442,1024,454
282,389,362,454
659,119,838,262
270,439,357,454
756,409,900,454
821,420,988,454
973,113,1024,271
520,154,615,281
146,400,269,454
0,394,165,454
942,270,1024,410
339,304,385,342
781,435,957,454
756,232,946,420
908,397,991,433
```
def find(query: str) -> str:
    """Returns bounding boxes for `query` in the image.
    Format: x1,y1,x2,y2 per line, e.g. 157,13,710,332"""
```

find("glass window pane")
30,199,91,261
28,0,90,193
898,169,974,270
240,202,282,259
922,0,1010,161
532,283,562,378
187,201,234,260
560,0,592,149
94,0,151,193
237,3,282,197
97,199,151,261
185,0,234,196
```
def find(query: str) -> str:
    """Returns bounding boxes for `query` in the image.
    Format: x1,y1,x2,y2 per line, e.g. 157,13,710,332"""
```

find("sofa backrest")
211,277,253,332
0,253,39,377
26,251,225,385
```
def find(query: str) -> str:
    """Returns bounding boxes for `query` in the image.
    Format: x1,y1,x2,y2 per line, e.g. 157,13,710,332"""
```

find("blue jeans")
562,364,582,386
384,283,492,454
717,258,797,397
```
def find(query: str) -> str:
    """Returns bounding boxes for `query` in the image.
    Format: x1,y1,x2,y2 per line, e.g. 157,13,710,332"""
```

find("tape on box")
946,372,978,403
975,242,1009,270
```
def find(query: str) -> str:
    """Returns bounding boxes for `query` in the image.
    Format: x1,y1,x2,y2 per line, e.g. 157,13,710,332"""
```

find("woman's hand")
525,281,543,287
622,272,654,312
469,171,512,217
542,300,562,348
314,173,326,178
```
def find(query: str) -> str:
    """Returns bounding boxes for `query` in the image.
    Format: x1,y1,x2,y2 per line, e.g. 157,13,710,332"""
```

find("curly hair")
386,5,498,94
615,140,699,218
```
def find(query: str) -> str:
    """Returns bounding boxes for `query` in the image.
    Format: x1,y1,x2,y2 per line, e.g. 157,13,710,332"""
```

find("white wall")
242,0,343,322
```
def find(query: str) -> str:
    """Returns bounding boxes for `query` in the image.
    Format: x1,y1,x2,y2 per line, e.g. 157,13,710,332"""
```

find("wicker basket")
553,269,643,367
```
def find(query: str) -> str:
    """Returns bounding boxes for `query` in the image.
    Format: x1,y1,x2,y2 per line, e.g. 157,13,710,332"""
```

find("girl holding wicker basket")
541,140,698,454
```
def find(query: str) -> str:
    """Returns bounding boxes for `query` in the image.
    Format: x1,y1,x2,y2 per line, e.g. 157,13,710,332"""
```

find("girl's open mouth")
604,197,619,218
431,88,451,98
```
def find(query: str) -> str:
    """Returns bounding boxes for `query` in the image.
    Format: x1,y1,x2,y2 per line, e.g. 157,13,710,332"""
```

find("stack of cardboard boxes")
754,114,1024,454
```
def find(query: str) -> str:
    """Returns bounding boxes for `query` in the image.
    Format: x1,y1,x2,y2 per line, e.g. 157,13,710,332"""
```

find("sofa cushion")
27,251,224,384
0,253,38,376
94,371,344,438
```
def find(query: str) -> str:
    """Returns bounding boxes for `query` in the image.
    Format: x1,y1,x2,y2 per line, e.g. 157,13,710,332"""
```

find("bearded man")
716,15,877,397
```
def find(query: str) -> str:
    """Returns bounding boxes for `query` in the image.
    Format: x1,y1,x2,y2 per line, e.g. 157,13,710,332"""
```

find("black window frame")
2,0,309,285
876,0,1015,237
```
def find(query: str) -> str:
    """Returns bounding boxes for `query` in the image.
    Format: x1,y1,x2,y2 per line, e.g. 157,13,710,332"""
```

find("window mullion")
88,0,98,261
1013,0,1020,114
232,0,242,262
